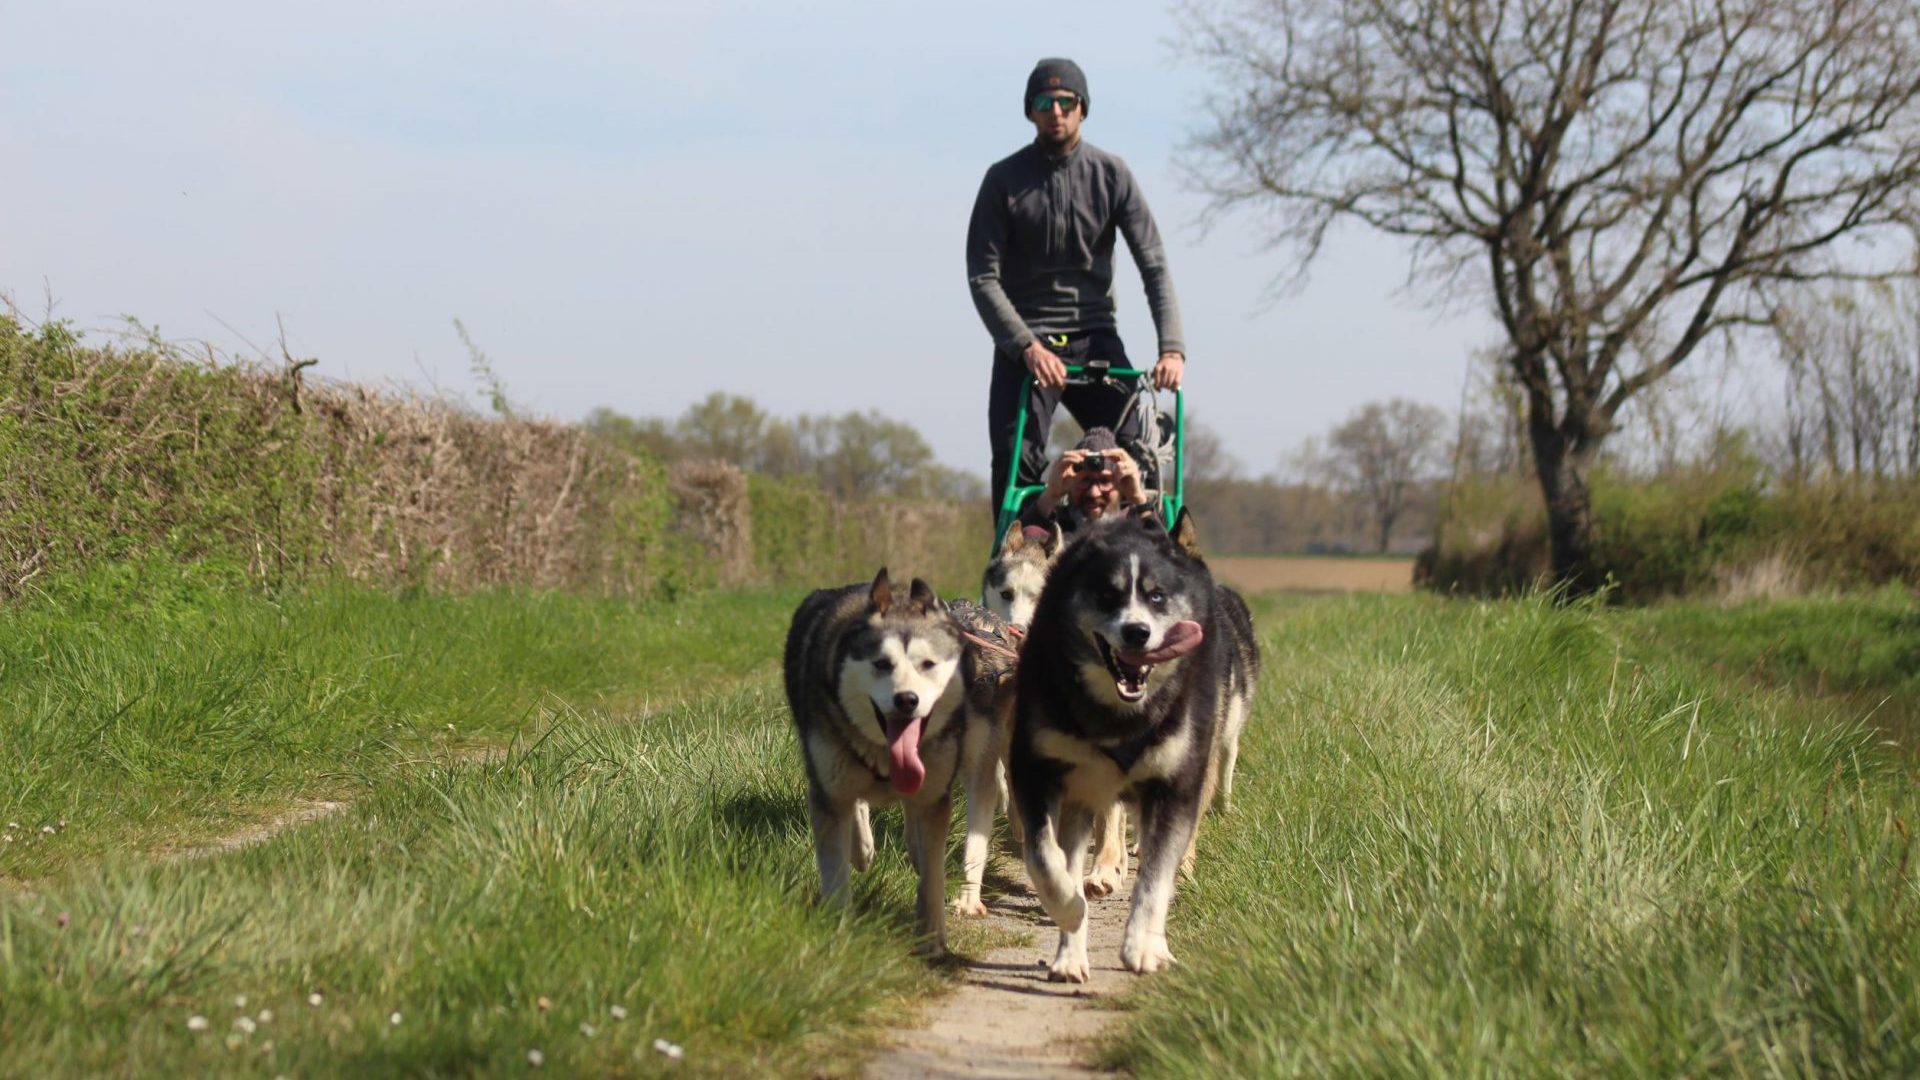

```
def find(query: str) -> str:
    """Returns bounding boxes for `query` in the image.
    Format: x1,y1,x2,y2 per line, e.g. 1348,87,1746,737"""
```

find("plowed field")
1210,555,1415,594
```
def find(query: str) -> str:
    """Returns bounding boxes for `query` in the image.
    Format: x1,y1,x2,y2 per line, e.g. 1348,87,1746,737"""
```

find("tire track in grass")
169,799,350,861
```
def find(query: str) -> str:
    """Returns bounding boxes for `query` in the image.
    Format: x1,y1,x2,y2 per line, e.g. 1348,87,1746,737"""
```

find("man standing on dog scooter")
967,57,1186,523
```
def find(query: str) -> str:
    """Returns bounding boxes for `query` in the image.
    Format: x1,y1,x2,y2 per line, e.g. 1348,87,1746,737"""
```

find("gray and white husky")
1009,510,1260,981
983,521,1064,629
783,568,1005,955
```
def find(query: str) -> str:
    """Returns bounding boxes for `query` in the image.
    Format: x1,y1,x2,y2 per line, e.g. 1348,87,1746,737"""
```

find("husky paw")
1120,936,1177,974
1047,955,1091,983
951,895,988,918
1084,863,1125,897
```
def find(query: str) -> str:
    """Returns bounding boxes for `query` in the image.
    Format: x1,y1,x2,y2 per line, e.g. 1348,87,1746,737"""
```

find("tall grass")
1113,592,1920,1076
0,690,947,1077
0,567,798,881
7,574,1916,1075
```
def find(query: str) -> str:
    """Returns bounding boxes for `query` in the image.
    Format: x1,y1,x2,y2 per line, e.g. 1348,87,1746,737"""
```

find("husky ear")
908,577,939,613
868,567,893,615
1042,521,1065,556
1170,508,1203,558
1000,522,1025,554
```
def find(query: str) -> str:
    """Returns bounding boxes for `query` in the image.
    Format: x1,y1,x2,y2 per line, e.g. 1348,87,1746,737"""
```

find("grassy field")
1116,591,1920,1076
4,575,1917,1076
0,569,800,882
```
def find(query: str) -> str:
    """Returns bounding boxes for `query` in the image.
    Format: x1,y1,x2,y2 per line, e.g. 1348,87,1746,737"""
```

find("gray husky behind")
783,568,1005,955
983,521,1063,629
1009,511,1259,981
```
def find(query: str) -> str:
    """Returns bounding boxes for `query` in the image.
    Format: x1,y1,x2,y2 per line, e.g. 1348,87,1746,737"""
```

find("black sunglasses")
1030,92,1081,114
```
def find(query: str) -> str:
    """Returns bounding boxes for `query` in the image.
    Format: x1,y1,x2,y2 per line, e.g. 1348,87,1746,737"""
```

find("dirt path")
865,858,1136,1080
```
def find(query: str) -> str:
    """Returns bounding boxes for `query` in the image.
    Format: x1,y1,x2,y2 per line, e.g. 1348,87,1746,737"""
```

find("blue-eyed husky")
783,568,1005,956
1009,510,1259,981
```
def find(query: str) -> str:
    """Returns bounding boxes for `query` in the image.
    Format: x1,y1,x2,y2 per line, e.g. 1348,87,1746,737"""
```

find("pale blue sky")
2,0,1493,479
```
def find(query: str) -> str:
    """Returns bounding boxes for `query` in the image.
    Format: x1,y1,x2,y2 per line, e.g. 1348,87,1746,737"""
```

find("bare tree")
1773,280,1920,479
1449,346,1529,479
1182,0,1920,590
1324,399,1448,551
1181,413,1245,484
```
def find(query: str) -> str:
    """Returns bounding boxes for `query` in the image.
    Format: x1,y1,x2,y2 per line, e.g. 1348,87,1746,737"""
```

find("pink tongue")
886,716,926,795
1122,620,1205,665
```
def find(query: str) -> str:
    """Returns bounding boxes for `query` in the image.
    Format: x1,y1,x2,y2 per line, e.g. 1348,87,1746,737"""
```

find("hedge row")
0,317,987,603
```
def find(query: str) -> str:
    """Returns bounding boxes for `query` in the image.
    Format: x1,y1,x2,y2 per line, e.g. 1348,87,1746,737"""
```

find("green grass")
0,573,1004,1076
0,570,799,880
1621,590,1920,746
1111,591,1920,1076
1,690,955,1077
6,575,1918,1076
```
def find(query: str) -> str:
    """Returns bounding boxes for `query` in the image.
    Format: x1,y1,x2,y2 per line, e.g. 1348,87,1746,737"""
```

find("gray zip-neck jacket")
966,139,1185,358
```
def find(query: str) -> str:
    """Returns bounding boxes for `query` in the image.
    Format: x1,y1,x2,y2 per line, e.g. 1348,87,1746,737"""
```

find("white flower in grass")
40,825,53,835
389,1011,402,1026
186,1015,210,1032
233,994,248,1009
234,1016,257,1034
307,992,324,1007
608,1004,627,1020
527,1049,545,1067
257,1009,274,1024
578,1023,596,1038
652,1038,684,1060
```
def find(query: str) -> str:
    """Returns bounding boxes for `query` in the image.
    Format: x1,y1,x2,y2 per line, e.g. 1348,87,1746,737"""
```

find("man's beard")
1038,127,1079,153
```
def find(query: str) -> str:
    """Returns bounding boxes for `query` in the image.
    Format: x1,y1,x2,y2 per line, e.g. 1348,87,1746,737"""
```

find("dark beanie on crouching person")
1025,58,1089,116
1075,426,1119,454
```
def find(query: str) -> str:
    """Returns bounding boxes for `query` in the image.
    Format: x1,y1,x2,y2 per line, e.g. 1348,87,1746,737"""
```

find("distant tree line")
585,393,986,503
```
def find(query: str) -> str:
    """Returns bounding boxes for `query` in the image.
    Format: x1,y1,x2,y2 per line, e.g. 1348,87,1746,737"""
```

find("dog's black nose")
893,691,919,713
1121,622,1152,649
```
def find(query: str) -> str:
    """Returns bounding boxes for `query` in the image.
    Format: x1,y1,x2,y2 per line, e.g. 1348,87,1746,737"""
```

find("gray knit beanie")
1075,426,1119,453
1024,58,1089,116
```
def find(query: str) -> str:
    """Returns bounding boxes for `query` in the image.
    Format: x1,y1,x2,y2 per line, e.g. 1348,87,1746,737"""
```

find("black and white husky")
783,568,1004,956
1009,511,1260,981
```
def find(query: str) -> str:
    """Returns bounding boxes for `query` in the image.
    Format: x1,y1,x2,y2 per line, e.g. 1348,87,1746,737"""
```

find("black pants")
987,330,1145,523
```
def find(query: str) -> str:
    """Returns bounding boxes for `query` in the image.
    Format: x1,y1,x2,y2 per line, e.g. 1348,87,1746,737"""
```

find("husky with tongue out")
783,567,993,957
1010,508,1260,983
